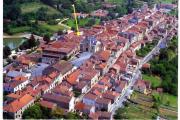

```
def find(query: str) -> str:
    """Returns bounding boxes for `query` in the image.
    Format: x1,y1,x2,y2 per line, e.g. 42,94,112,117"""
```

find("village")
3,2,177,119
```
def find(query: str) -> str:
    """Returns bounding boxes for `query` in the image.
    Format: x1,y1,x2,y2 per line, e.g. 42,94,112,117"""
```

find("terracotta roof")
96,97,111,105
52,85,73,97
43,77,52,84
4,94,34,113
75,102,85,111
42,93,72,104
84,93,97,100
102,91,120,102
89,111,112,119
97,111,112,119
92,89,102,96
142,63,151,69
98,50,111,61
125,49,134,58
52,60,73,75
13,76,28,81
67,69,81,85
135,79,151,89
6,93,22,99
119,80,126,90
75,102,94,112
39,100,56,109
49,71,58,79
75,81,88,90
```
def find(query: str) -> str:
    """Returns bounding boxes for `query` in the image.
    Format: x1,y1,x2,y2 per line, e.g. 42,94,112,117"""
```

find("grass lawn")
142,74,161,88
20,2,59,15
7,23,67,35
65,18,100,28
160,93,177,109
38,23,67,32
119,103,157,119
8,26,31,34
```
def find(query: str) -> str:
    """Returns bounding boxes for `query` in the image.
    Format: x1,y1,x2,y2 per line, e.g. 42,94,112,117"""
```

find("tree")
4,4,21,20
114,5,128,17
28,34,36,48
22,104,42,119
114,108,127,119
36,7,48,21
65,112,81,119
86,18,96,27
40,105,52,119
3,46,11,59
19,41,29,50
40,0,54,7
51,107,64,119
43,34,51,44
57,30,64,36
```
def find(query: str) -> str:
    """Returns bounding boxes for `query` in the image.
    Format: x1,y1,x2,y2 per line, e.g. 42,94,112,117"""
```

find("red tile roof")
6,93,22,99
39,100,56,109
13,76,28,81
84,93,97,100
66,70,80,85
4,94,34,113
75,102,85,111
142,63,151,69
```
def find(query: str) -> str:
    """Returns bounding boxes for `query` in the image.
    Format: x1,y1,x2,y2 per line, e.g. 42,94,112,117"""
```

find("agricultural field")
114,92,177,119
152,92,178,109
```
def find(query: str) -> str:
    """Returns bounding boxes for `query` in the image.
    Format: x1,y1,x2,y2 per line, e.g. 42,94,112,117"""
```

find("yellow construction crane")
72,4,80,36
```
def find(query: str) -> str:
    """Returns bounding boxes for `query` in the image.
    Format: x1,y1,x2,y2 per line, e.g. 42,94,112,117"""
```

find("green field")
161,93,177,108
114,92,177,119
142,74,161,88
114,102,157,119
20,2,59,15
8,26,31,34
7,23,67,35
64,18,100,28
38,23,67,32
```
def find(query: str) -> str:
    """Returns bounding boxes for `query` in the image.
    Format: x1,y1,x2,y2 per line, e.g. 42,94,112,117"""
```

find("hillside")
20,1,60,15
